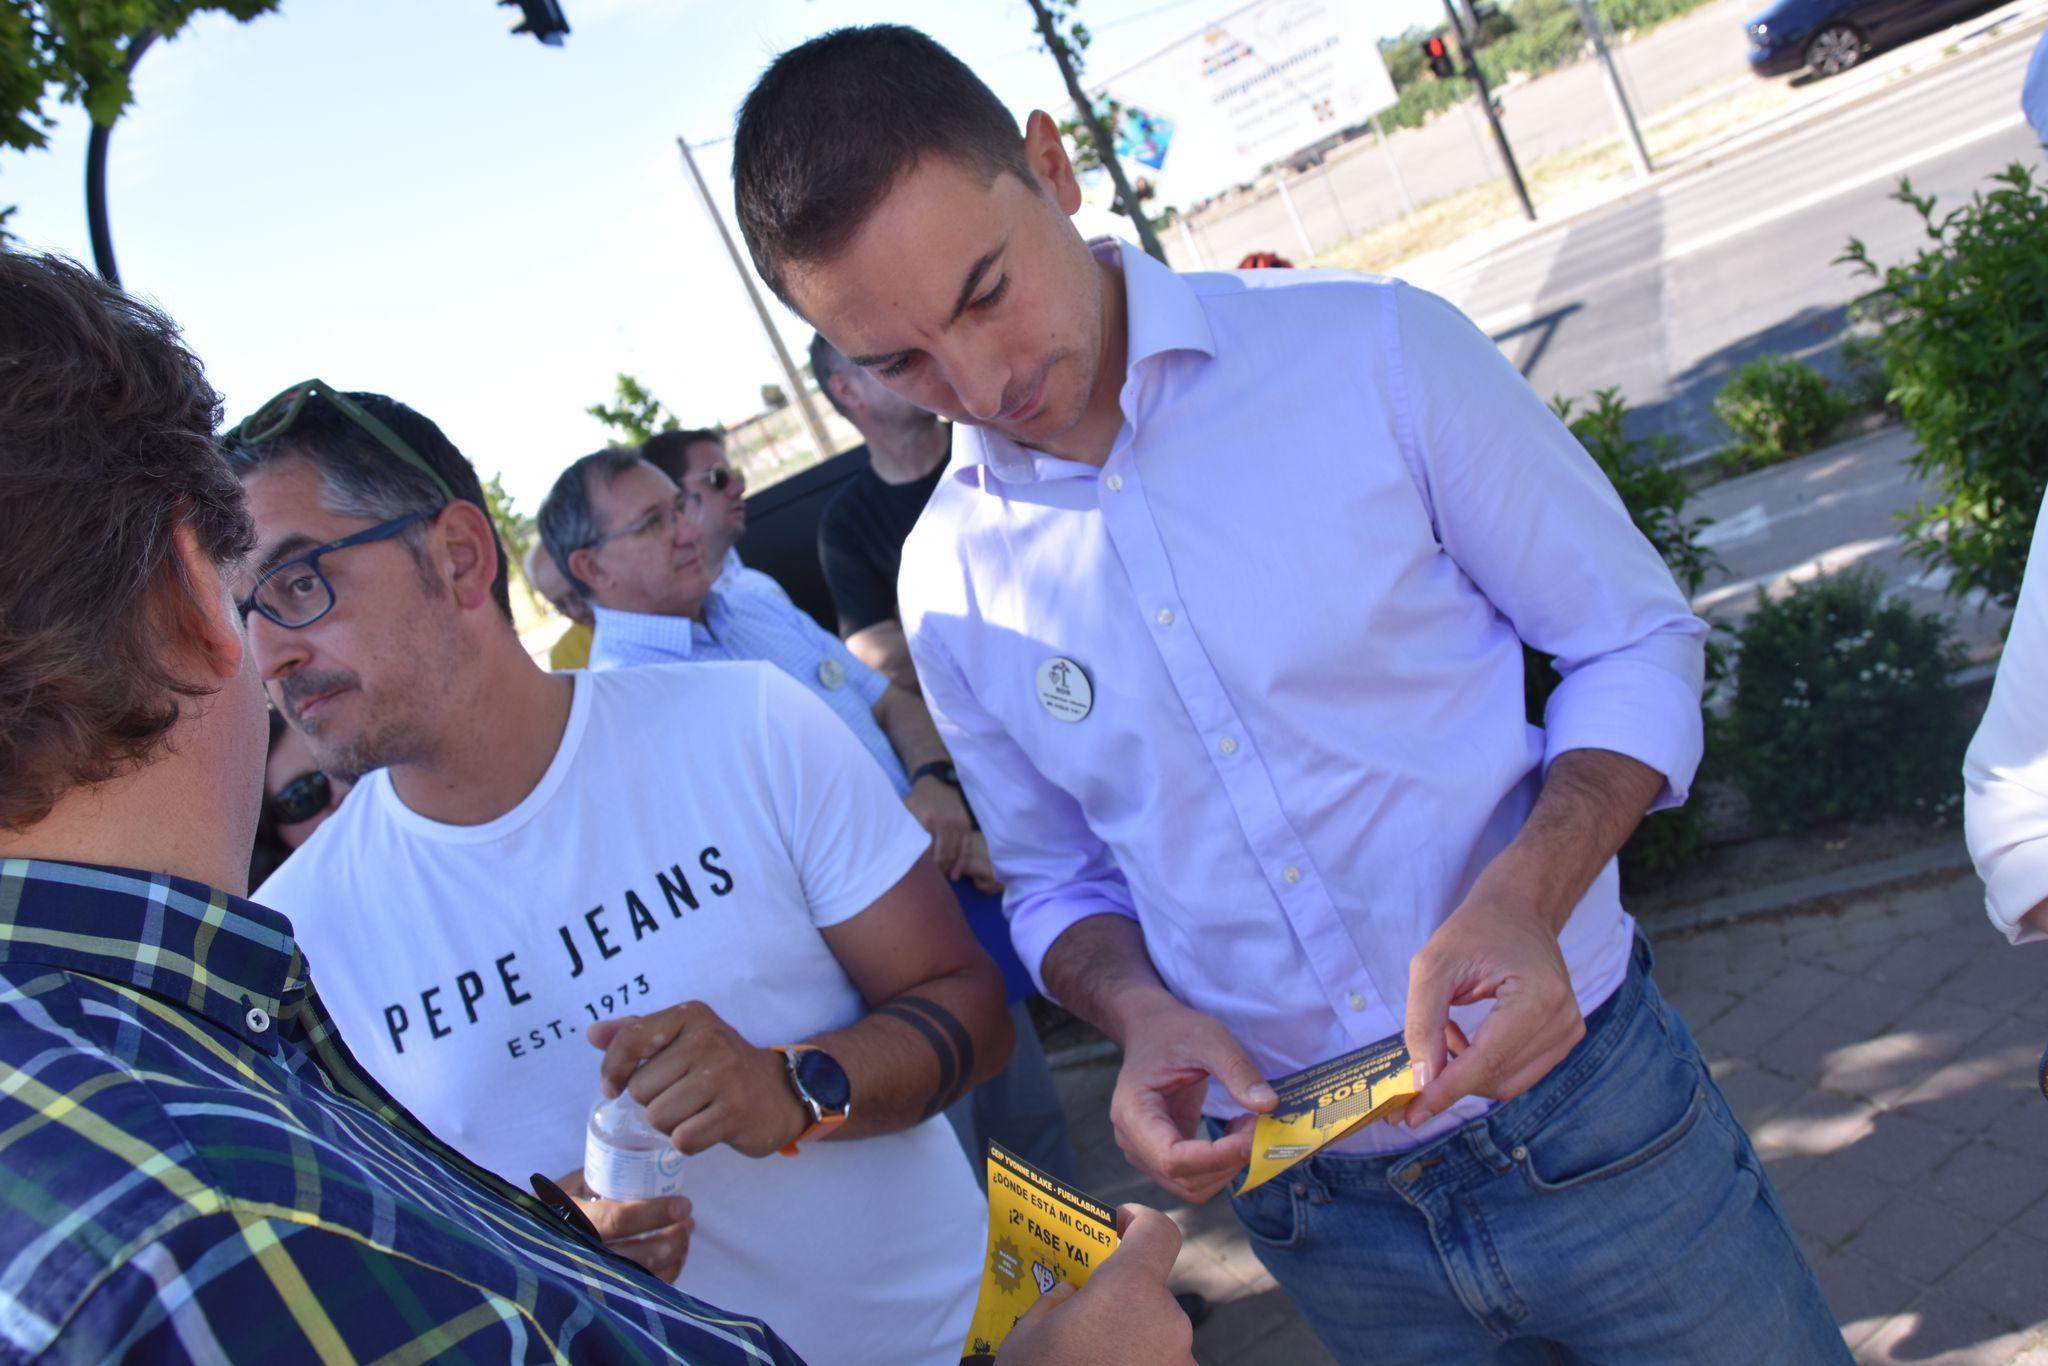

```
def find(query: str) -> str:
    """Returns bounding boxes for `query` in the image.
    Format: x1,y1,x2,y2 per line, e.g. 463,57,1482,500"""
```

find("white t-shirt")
260,662,984,1366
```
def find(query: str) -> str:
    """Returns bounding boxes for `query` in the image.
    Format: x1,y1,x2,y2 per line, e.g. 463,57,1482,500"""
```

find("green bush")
1723,569,1966,833
1531,389,1726,882
1712,355,1850,468
1840,166,2048,611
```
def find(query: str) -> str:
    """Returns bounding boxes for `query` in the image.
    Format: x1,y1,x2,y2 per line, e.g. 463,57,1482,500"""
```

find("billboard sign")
1090,0,1398,204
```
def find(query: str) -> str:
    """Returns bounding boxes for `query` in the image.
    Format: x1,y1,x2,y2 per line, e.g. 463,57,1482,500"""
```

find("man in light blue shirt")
537,448,1079,1184
729,24,1850,1362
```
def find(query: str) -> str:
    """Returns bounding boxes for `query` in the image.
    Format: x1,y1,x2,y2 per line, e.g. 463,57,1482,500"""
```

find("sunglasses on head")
269,770,332,826
227,379,458,506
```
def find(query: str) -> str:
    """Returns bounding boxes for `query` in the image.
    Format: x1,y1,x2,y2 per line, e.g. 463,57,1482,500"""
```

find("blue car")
1746,0,2003,77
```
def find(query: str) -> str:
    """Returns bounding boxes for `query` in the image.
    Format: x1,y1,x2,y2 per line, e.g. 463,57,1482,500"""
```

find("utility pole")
1026,0,1167,262
1572,0,1652,177
677,137,836,462
1442,0,1534,222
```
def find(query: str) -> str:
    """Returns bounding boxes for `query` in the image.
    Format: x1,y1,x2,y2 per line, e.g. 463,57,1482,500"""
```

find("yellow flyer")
959,1143,1119,1363
1239,1032,1419,1195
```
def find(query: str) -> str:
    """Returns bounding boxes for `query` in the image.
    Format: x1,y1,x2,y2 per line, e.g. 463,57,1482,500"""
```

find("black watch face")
795,1049,852,1114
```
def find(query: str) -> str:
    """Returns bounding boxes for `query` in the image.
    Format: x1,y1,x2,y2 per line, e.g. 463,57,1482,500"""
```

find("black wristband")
909,761,960,790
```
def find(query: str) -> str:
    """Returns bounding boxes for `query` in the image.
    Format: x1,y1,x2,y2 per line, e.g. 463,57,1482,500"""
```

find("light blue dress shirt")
588,587,904,796
900,241,1708,1153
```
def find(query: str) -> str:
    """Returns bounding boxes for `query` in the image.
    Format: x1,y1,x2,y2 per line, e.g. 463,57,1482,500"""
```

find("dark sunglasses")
700,463,742,493
227,379,458,506
269,770,332,826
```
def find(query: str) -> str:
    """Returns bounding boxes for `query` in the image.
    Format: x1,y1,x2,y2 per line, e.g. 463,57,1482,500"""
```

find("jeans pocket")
1520,1082,1708,1192
1229,1177,1306,1249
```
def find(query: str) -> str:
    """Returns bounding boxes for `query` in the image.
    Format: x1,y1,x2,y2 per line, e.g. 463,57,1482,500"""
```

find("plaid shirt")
0,858,803,1364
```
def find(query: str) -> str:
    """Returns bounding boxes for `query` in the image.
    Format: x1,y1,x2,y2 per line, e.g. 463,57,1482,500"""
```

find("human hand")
590,1002,808,1158
1400,875,1584,1130
998,1204,1194,1365
906,777,975,878
553,1167,694,1282
960,832,1005,896
1111,998,1276,1203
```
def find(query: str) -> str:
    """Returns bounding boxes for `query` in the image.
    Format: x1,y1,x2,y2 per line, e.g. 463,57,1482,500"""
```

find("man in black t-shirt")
812,331,954,694
810,331,1083,1191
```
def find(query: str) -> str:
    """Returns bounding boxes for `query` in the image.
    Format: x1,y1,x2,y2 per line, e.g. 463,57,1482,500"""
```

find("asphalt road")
1424,26,2043,454
1171,0,1766,267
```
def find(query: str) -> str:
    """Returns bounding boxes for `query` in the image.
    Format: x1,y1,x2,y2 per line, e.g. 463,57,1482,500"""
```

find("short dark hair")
640,428,723,485
223,392,513,621
808,332,853,421
536,447,648,596
0,251,256,831
733,24,1034,301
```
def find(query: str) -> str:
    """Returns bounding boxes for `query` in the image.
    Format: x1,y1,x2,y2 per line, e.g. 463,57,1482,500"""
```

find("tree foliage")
586,371,679,447
1840,165,2048,611
1,1,280,228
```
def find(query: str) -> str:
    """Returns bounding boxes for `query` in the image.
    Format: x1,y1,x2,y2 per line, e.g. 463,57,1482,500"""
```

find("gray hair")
537,447,646,596
223,391,517,620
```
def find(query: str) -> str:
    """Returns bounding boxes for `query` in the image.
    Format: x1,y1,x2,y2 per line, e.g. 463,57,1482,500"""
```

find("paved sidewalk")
1051,853,2048,1363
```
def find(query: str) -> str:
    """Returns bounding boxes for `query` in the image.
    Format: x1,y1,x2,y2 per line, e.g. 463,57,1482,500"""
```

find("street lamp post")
84,29,158,287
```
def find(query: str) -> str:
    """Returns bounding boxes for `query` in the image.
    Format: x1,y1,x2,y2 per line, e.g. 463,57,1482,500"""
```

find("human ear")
164,520,247,687
431,501,502,613
1022,110,1084,216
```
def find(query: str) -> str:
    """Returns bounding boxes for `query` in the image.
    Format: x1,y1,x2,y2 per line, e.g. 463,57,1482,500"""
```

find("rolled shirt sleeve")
1392,281,1708,809
907,627,1137,994
1964,497,2048,945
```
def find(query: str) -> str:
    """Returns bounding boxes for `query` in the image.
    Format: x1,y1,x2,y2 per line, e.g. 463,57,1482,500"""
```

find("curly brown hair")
0,252,255,831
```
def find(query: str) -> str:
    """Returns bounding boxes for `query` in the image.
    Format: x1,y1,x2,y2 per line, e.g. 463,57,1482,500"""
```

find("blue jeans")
1225,938,1849,1364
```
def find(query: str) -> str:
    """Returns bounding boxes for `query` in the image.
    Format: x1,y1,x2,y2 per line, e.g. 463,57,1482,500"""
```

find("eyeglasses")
588,493,690,552
697,463,743,494
238,511,431,629
269,770,332,825
227,379,458,507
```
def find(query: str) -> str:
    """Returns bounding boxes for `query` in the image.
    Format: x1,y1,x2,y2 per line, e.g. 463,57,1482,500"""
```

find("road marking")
1468,111,2030,338
1694,534,1903,612
1696,504,1771,548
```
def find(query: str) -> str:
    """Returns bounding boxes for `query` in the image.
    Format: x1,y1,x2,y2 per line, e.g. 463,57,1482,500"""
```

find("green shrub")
1835,328,1894,416
1723,570,1966,833
1712,355,1850,468
1840,166,2048,610
1531,389,1727,881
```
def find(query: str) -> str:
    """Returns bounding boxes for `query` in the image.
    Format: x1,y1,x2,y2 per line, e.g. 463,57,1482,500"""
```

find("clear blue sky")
4,0,1442,509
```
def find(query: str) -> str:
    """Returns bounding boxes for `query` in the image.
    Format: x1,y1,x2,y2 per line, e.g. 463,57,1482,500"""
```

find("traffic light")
1422,34,1457,79
501,0,570,46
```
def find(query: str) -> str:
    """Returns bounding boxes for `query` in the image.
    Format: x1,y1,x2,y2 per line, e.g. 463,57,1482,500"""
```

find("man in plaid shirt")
0,250,1193,1365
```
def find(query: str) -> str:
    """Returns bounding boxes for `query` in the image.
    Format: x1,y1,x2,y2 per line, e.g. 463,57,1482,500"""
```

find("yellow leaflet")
1239,1033,1419,1195
959,1142,1119,1363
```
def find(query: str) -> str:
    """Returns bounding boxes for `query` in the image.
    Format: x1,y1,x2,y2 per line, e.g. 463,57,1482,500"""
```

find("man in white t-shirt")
225,384,1016,1366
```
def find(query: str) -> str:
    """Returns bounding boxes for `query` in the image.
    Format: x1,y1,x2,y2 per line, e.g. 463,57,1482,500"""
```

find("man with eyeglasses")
229,388,1022,1366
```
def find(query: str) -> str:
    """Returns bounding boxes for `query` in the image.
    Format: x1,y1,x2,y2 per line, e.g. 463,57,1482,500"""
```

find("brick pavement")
1050,859,2048,1363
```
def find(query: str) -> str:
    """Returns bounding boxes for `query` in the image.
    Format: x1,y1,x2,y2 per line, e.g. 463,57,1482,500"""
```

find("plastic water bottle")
584,1092,685,1200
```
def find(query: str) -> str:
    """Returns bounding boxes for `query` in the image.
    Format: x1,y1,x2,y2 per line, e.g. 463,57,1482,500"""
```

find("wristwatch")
772,1044,851,1155
909,760,961,790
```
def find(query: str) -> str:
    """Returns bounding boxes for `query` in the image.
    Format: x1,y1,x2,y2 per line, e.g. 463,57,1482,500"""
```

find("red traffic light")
1421,34,1457,79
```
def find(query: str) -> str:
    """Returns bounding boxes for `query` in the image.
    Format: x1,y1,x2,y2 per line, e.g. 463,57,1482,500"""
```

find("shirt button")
1105,474,1124,492
1219,736,1238,756
817,659,845,689
244,1006,272,1034
1283,865,1302,885
1155,608,1174,627
1347,993,1366,1011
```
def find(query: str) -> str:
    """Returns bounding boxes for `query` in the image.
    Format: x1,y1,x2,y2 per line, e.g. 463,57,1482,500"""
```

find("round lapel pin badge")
1036,657,1093,722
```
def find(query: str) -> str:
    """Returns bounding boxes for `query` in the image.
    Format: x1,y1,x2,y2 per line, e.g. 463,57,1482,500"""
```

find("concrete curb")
1647,841,1977,936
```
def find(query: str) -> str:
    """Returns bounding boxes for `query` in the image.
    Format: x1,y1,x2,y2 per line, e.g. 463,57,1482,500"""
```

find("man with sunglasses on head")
230,388,1019,1366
